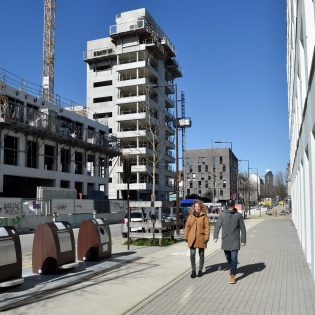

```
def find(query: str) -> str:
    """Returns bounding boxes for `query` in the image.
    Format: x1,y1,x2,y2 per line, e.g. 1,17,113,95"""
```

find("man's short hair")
227,199,235,207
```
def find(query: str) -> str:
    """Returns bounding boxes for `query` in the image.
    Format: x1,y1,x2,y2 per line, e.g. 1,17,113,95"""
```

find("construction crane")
42,0,56,101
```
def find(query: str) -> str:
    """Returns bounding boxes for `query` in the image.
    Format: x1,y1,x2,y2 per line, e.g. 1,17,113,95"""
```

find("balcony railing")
83,47,116,61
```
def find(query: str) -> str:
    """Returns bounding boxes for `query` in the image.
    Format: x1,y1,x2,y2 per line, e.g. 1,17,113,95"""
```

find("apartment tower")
84,9,181,200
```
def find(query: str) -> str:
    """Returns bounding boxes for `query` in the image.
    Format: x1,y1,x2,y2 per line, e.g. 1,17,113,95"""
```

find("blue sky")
0,0,288,177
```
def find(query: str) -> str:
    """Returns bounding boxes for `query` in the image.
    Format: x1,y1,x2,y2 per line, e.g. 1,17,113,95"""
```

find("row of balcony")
116,91,175,109
115,182,174,192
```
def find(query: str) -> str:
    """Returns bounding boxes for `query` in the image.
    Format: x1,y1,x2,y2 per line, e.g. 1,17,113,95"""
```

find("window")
198,165,201,172
93,64,111,72
75,152,83,174
202,157,206,165
109,177,112,183
4,136,18,165
44,145,56,171
93,80,112,88
93,96,112,103
60,181,70,188
223,181,227,188
87,154,95,176
109,128,112,134
99,157,106,178
220,156,223,164
223,165,226,172
198,157,202,165
61,148,70,172
205,165,208,172
190,182,193,188
220,189,223,196
27,140,37,168
220,172,223,180
192,173,196,180
93,112,112,119
186,158,190,165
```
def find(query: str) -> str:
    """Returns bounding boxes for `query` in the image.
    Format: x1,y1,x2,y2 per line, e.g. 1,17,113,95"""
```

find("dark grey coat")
213,209,246,250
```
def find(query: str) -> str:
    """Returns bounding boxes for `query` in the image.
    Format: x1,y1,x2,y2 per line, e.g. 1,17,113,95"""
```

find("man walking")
213,199,246,284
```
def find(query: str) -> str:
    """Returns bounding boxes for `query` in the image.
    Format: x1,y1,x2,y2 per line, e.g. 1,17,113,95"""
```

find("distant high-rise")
183,148,238,203
264,169,273,197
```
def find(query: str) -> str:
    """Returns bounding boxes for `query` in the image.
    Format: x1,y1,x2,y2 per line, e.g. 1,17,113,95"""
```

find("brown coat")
184,209,210,249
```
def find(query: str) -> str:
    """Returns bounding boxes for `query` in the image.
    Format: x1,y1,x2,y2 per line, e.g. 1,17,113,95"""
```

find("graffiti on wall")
0,216,20,227
0,202,21,216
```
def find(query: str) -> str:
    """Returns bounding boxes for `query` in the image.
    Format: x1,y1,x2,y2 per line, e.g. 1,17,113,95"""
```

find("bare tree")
137,99,171,208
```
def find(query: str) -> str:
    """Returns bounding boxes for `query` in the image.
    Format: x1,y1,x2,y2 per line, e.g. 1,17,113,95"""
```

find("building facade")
0,75,119,198
184,148,238,203
85,8,181,201
264,169,274,197
287,0,315,282
249,173,264,203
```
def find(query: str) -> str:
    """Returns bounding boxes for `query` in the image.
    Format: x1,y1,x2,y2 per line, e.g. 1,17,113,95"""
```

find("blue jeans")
224,250,238,275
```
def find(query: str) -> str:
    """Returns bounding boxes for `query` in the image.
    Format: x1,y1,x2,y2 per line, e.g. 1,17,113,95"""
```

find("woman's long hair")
189,200,208,215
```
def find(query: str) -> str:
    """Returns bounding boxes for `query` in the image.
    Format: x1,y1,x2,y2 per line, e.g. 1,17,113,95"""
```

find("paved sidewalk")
1,217,314,314
127,218,315,315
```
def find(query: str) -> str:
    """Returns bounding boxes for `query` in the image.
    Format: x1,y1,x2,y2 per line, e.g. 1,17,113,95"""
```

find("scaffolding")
0,95,121,157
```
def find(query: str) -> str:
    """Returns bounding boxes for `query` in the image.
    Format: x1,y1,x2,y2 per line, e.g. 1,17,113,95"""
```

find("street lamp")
239,159,250,218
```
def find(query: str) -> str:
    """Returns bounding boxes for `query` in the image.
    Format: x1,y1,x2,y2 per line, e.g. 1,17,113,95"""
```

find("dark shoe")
198,271,202,277
190,271,196,278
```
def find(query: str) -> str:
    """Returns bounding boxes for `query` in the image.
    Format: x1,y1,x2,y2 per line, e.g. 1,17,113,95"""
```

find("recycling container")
77,218,112,261
32,221,78,274
0,226,24,287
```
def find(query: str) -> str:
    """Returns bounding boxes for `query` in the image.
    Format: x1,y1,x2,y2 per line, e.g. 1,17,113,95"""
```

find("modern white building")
84,8,181,201
249,173,264,203
0,71,120,198
287,0,315,282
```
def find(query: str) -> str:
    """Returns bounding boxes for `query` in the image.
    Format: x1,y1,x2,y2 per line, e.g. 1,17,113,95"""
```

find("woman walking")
184,200,210,278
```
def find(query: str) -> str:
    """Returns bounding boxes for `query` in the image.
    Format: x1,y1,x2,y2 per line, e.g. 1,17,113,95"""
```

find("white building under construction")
0,72,120,198
85,8,182,200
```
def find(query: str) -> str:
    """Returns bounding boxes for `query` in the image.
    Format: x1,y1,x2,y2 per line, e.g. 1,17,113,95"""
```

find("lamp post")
239,159,249,218
249,167,260,216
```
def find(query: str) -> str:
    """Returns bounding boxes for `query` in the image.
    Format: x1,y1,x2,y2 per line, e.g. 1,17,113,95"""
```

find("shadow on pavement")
236,262,266,281
204,262,266,281
204,262,230,274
